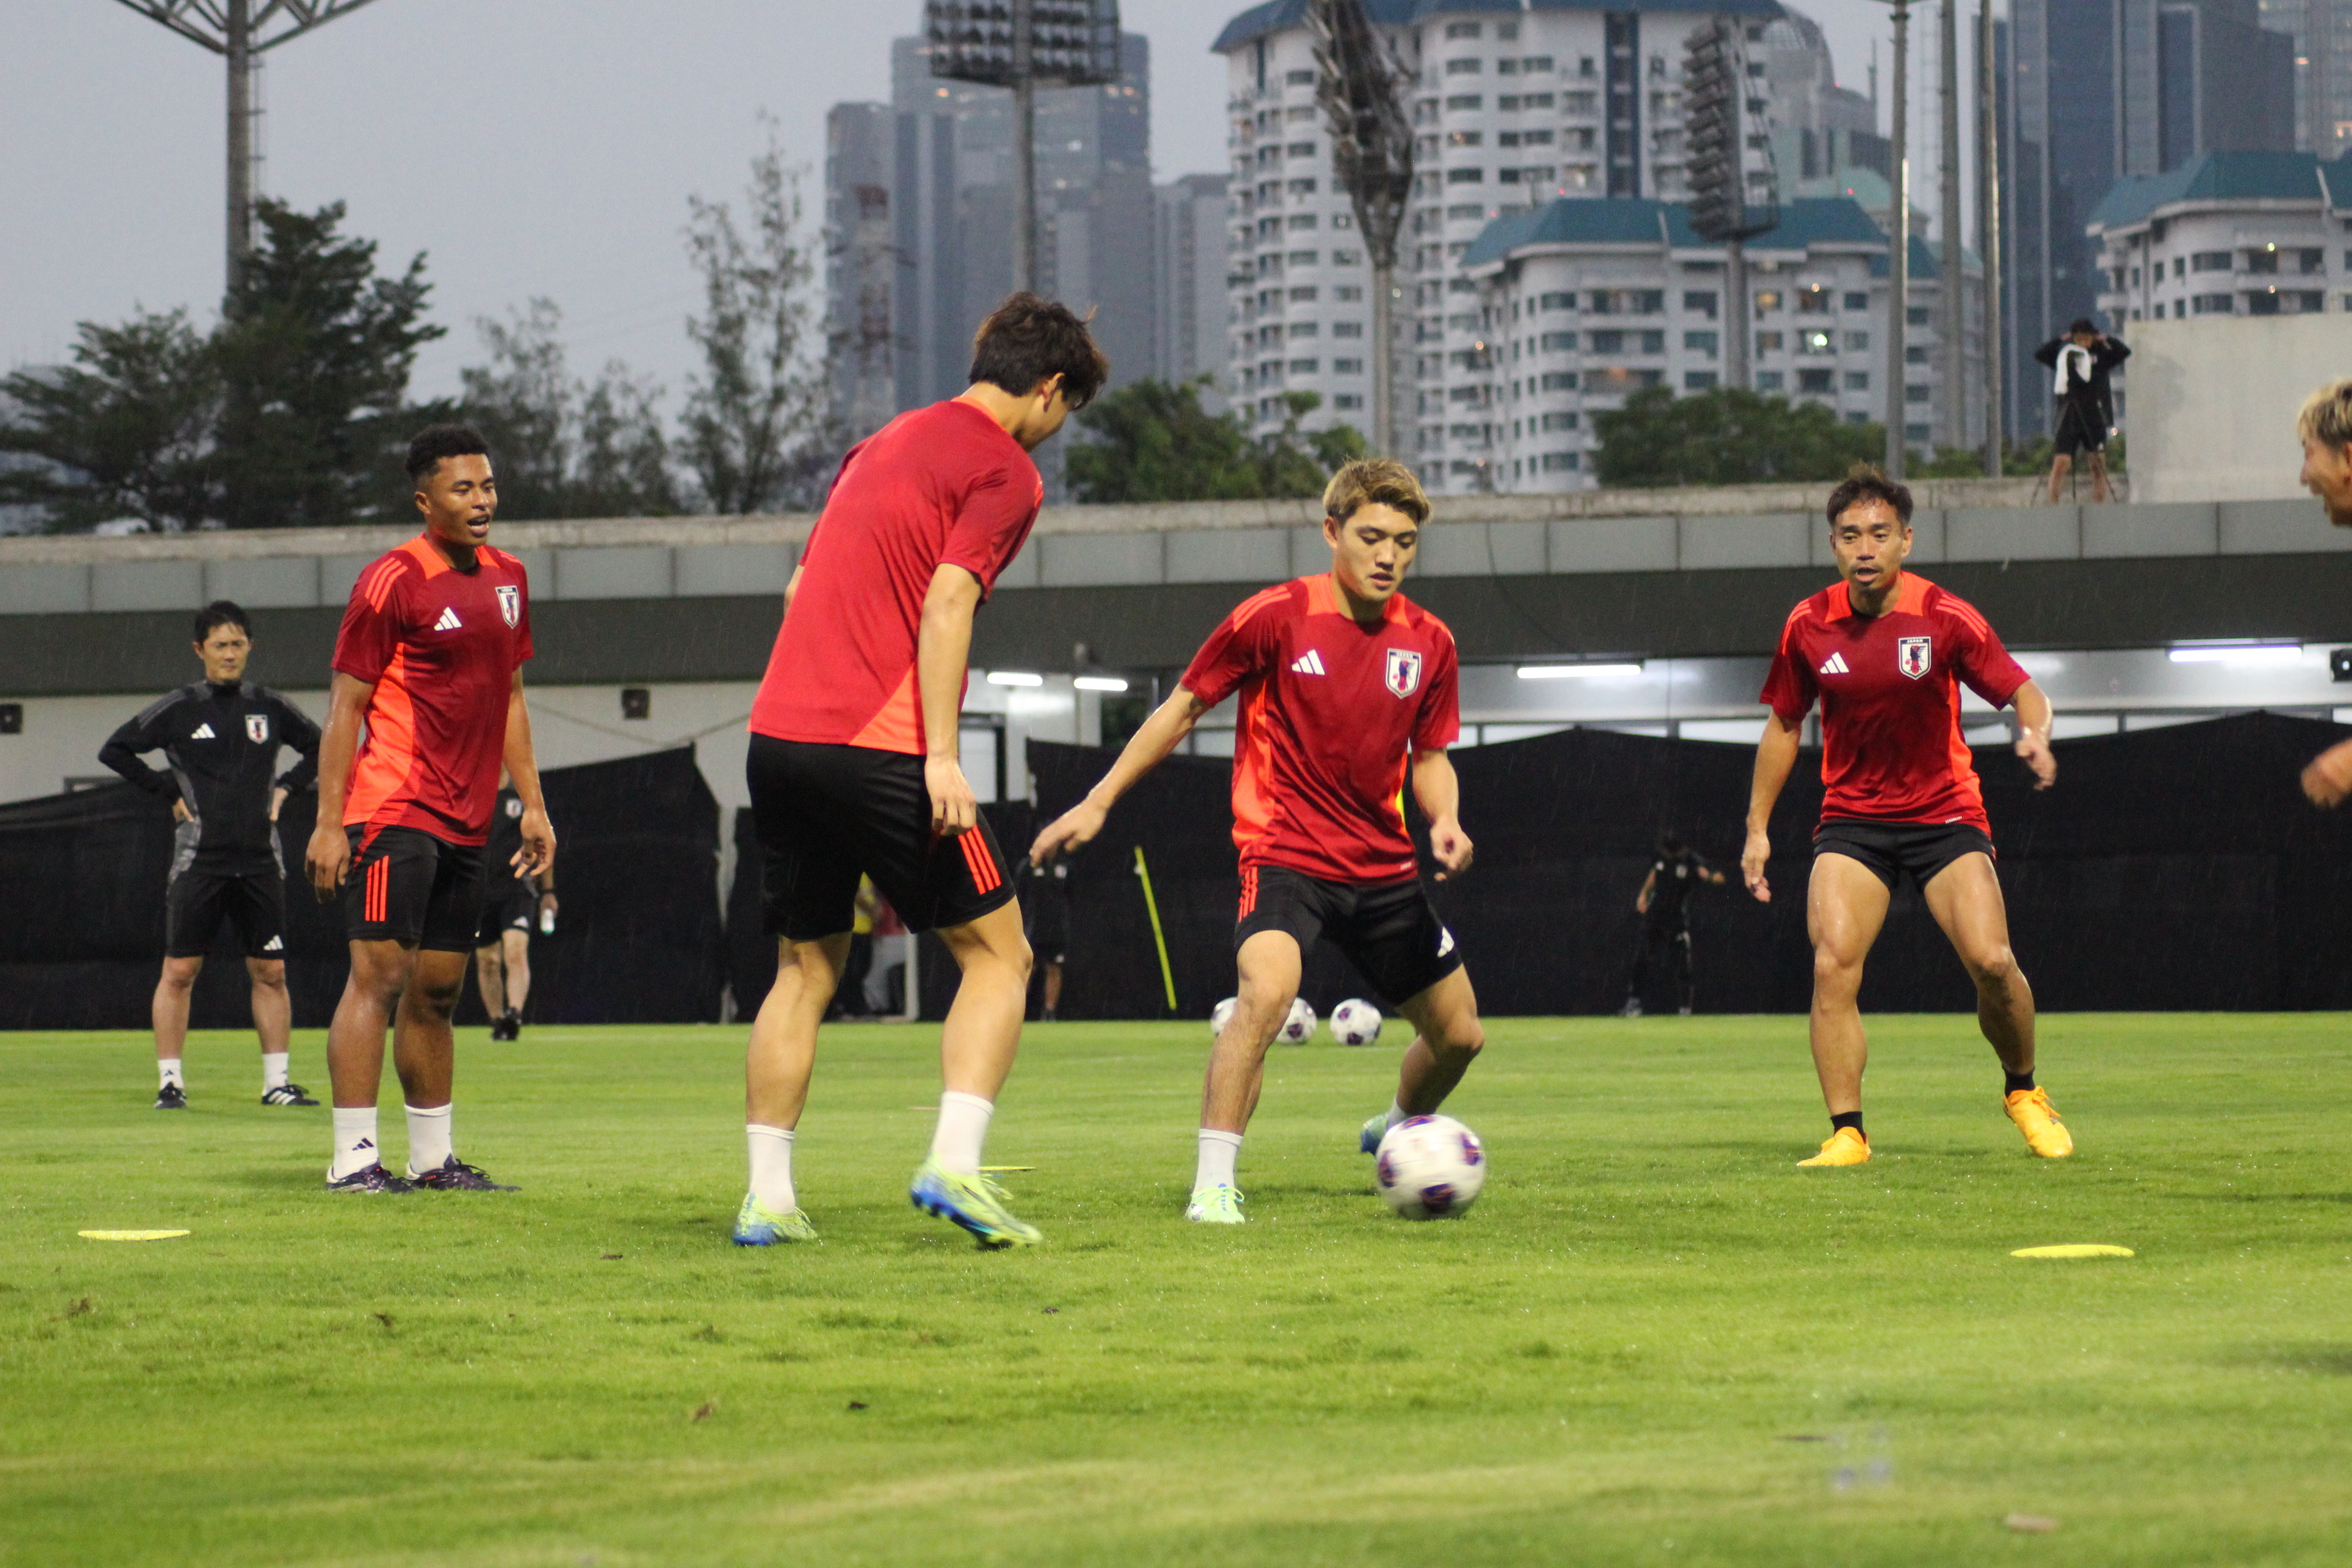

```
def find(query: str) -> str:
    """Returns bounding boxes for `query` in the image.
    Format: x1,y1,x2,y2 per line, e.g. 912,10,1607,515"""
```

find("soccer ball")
1211,997,1237,1036
1329,998,1382,1046
1277,996,1317,1044
1374,1114,1486,1220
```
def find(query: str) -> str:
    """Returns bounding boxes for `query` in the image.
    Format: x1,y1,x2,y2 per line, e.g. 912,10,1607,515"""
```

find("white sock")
927,1090,995,1176
262,1053,289,1091
1385,1101,1408,1130
406,1102,454,1174
747,1124,797,1210
330,1106,379,1179
1195,1129,1243,1191
158,1058,183,1089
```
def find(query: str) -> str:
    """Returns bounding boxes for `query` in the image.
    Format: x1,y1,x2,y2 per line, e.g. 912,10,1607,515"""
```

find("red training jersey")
1181,573,1460,884
1759,572,2029,831
749,400,1044,753
332,534,534,847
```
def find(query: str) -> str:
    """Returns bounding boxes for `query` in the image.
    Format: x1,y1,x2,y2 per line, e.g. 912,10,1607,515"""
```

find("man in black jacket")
100,602,322,1109
2034,318,2130,503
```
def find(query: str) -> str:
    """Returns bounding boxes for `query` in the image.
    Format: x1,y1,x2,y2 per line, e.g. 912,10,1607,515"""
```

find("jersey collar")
1313,571,1408,625
1827,570,1928,621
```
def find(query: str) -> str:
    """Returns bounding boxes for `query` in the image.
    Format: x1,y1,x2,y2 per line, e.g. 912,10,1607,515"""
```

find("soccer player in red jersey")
732,295,1108,1250
1030,458,1485,1224
1741,468,2066,1167
304,426,554,1194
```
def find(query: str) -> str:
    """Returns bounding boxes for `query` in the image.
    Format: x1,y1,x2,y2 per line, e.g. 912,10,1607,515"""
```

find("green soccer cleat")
1185,1184,1247,1224
731,1193,818,1246
1359,1111,1393,1154
908,1160,1042,1248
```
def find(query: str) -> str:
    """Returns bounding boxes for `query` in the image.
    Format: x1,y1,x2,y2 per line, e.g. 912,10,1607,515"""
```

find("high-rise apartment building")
1152,174,1233,397
2259,0,2352,155
823,33,1154,441
1214,0,1924,493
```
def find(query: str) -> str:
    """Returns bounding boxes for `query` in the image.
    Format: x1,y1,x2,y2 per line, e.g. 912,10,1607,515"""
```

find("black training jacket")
99,681,322,875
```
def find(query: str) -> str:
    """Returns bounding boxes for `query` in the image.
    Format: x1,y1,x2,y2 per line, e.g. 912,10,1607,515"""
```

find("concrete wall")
2119,315,2352,503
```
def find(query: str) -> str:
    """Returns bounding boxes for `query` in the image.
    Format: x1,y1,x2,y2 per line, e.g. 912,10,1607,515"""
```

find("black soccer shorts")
1812,818,1996,893
165,867,288,959
747,734,1017,941
343,826,487,952
2053,402,2107,457
474,876,536,948
1234,864,1463,1007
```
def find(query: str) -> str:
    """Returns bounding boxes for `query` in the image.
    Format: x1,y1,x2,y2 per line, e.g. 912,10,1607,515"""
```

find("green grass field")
3,1014,2349,1567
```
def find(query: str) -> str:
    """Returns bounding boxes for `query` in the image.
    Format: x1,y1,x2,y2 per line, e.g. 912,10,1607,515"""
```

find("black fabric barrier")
1015,712,2352,1018
0,746,723,1030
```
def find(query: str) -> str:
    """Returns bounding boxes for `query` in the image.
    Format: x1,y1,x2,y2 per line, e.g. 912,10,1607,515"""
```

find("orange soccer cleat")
1798,1126,1871,1166
2004,1087,2074,1158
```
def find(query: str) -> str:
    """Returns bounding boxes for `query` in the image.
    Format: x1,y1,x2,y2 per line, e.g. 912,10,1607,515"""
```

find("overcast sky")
2,0,1940,406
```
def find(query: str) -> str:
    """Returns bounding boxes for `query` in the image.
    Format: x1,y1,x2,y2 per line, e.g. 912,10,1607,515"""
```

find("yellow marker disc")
79,1229,191,1241
2010,1243,2133,1259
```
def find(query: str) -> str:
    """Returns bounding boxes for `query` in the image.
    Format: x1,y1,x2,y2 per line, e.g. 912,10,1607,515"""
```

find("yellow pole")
1133,846,1178,1014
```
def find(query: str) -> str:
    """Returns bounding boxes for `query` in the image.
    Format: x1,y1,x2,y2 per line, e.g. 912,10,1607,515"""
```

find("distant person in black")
2035,318,2130,504
1024,847,1072,1022
99,601,322,1109
1619,831,1727,1017
472,779,556,1040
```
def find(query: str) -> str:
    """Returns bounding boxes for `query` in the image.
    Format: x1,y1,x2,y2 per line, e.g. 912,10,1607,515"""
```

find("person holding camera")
2035,318,2130,503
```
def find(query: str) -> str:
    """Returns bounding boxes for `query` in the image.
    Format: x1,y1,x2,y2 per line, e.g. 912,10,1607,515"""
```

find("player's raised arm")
1029,687,1213,863
1742,710,1801,903
1409,746,1473,880
2011,680,2056,789
305,671,375,899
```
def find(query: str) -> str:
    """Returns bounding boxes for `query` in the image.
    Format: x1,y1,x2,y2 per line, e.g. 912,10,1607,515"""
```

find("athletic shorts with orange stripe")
746,735,1015,941
342,825,487,952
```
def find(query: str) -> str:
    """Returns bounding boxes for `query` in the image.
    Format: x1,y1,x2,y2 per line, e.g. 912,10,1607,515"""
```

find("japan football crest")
1896,635,1933,680
495,584,522,628
1385,647,1423,698
245,713,270,743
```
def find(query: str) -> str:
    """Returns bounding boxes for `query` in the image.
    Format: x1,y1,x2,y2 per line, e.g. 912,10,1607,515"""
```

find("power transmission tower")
1683,17,1779,395
926,0,1122,296
109,0,385,297
1309,0,1414,457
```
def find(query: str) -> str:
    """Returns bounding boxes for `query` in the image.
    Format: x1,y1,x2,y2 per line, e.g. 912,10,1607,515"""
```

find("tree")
0,310,221,532
1066,379,1366,504
1592,386,1884,487
458,299,676,519
680,122,834,514
211,200,444,528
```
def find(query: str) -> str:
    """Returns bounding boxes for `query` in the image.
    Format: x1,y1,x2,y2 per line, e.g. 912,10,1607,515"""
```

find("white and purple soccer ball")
1211,997,1238,1036
1329,998,1382,1046
1374,1114,1486,1220
1277,996,1317,1044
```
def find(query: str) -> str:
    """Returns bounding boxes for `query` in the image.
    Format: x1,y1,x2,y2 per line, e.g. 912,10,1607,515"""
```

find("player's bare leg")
389,949,467,1112
472,943,505,1022
1391,967,1485,1117
906,899,1042,1246
151,955,202,1103
746,933,850,1131
247,956,290,1059
1204,929,1302,1133
499,928,531,1016
2085,451,2112,504
1923,853,2071,1156
324,938,417,1183
2044,452,2073,503
735,932,848,1244
1802,852,1891,1164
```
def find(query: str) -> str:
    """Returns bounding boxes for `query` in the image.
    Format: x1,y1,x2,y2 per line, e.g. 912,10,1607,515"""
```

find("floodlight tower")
109,0,385,297
1683,16,1779,395
926,0,1122,295
1308,0,1414,456
1877,0,1914,478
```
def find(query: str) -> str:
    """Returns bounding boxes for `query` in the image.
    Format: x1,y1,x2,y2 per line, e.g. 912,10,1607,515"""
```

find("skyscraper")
824,33,1154,436
1153,174,1233,397
2259,0,2352,155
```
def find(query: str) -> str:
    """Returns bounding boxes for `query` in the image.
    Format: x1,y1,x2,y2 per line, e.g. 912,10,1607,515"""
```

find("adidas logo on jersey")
434,607,464,632
262,935,283,952
1818,652,1851,675
1290,650,1328,676
189,722,216,739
